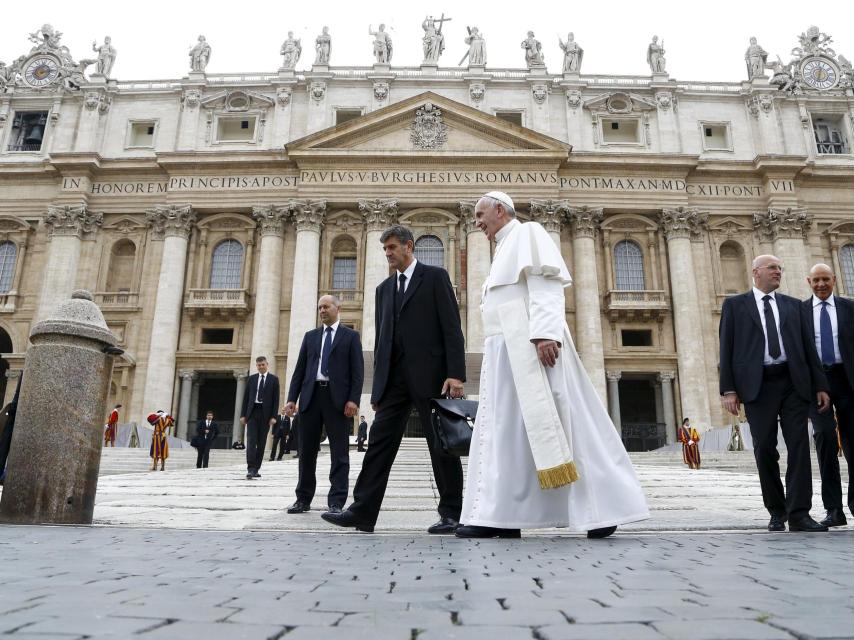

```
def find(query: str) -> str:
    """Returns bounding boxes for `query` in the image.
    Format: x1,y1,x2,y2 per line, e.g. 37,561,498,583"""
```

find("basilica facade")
1,23,853,449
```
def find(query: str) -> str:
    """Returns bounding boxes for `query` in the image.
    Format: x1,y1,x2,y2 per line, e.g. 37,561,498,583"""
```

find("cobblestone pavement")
2,525,854,639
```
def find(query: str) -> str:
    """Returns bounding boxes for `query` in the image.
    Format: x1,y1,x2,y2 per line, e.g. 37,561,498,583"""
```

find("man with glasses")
719,255,830,532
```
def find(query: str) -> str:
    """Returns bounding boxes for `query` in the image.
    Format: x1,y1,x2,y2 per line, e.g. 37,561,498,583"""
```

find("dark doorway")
0,327,12,403
619,377,665,451
196,373,237,449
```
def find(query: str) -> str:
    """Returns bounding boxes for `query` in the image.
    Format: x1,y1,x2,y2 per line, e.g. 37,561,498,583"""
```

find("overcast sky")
2,0,852,82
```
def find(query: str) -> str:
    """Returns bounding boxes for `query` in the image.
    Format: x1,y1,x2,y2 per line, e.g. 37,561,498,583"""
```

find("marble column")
658,371,677,445
529,199,569,249
36,205,103,321
284,201,326,393
141,205,197,415
660,207,712,430
250,205,290,374
606,370,622,432
176,370,197,440
232,371,248,445
753,208,812,299
461,201,490,353
358,199,398,350
567,206,607,403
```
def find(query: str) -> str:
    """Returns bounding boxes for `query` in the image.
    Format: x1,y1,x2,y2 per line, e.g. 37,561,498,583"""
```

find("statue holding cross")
422,14,450,63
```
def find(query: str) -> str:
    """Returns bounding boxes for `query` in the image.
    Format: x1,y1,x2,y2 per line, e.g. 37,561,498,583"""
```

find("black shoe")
246,472,254,480
587,525,617,539
252,472,261,478
788,515,829,532
277,457,284,461
320,509,375,533
286,501,311,514
820,509,847,528
768,515,786,532
455,525,521,539
326,505,343,514
427,516,460,535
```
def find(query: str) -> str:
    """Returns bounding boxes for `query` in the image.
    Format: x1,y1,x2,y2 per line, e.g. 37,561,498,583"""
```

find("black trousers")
0,418,13,477
350,361,463,527
357,435,366,452
270,431,289,460
810,365,854,512
196,444,212,468
296,383,351,508
246,405,271,473
744,364,813,519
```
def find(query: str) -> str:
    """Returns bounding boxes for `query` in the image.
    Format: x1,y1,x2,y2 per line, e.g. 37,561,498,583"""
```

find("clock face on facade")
23,55,60,88
800,57,839,90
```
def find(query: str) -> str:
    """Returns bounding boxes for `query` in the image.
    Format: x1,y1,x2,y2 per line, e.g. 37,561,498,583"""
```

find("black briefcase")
430,398,478,456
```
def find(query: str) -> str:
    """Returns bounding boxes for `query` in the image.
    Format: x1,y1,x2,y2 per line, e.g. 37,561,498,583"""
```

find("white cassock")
460,218,650,530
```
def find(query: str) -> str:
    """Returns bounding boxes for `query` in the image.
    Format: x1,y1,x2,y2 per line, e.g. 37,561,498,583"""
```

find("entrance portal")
618,375,665,451
195,373,237,449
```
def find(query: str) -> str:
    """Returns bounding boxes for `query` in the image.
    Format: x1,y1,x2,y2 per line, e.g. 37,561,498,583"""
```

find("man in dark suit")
284,294,364,514
0,374,21,485
357,415,368,452
803,263,854,527
195,410,219,469
240,356,280,479
323,224,466,534
270,408,291,461
720,254,830,532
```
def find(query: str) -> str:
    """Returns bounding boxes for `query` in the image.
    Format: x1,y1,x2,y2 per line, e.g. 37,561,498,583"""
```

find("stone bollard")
0,290,121,525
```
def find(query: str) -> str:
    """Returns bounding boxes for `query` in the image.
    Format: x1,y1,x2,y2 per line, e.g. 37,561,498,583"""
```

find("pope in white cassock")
456,192,650,539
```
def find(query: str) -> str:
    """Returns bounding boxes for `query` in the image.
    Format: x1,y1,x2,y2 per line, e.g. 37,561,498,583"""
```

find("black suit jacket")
719,290,827,403
273,414,291,437
240,372,280,422
801,294,854,391
372,261,465,404
287,324,364,412
195,419,219,444
358,420,368,439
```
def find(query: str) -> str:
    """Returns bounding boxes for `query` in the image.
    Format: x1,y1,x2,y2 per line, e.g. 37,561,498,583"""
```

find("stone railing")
0,292,18,313
185,288,250,318
604,289,669,322
328,289,363,306
94,291,139,309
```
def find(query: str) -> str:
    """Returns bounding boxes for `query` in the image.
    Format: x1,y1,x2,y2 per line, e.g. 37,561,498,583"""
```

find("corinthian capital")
529,199,571,234
288,200,326,232
252,205,290,237
45,204,103,238
459,201,478,235
358,199,399,232
145,204,196,240
753,207,811,242
660,207,708,241
566,206,604,238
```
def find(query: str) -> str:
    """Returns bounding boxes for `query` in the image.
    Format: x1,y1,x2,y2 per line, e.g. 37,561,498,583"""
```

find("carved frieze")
566,90,582,109
45,204,103,238
529,199,570,233
469,82,485,104
531,84,548,105
460,201,478,235
409,102,447,150
289,200,326,232
660,207,709,241
358,199,399,231
655,91,673,110
309,81,326,102
566,205,604,238
373,81,389,102
276,87,291,107
753,207,811,241
145,204,196,240
182,89,201,110
251,205,290,237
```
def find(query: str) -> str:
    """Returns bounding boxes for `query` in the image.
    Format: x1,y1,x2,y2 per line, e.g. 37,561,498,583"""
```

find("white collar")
397,258,418,281
753,287,777,303
495,218,520,244
812,294,835,307
323,320,341,332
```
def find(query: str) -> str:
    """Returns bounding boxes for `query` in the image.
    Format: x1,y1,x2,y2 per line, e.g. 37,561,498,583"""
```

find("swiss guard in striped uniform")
148,410,173,471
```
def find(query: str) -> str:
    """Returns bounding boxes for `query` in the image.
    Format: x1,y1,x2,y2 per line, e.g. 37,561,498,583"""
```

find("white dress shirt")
254,373,267,403
396,258,418,293
812,294,842,364
752,287,788,365
316,320,340,381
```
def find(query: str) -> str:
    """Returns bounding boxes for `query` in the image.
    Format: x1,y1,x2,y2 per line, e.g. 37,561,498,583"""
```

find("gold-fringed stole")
537,461,579,490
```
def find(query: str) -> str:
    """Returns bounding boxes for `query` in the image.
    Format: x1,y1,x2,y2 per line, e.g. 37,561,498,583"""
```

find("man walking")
357,415,368,452
195,410,219,469
720,254,830,532
803,263,854,527
240,356,280,480
270,407,291,461
322,224,466,534
284,295,364,514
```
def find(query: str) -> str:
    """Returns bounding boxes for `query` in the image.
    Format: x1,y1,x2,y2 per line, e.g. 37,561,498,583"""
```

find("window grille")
614,240,645,290
332,257,357,289
841,245,854,295
210,240,243,289
414,235,444,268
0,242,15,293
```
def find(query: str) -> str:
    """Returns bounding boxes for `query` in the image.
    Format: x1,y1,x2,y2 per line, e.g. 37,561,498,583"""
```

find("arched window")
210,240,244,289
0,242,16,293
331,236,357,290
414,235,444,268
614,240,645,290
841,245,854,295
105,239,136,292
719,241,748,295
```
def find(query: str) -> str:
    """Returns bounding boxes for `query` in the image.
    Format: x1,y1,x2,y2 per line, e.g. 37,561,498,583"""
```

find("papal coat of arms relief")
410,102,448,149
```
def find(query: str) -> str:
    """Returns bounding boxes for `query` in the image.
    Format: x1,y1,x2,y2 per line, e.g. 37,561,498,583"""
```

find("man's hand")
722,392,741,416
344,401,358,418
371,403,378,412
284,401,297,417
817,391,831,413
239,416,247,426
268,417,277,427
441,378,465,398
533,339,561,367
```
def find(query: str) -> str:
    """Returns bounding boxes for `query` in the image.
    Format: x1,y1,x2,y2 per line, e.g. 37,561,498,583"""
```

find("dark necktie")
396,273,407,314
820,301,835,365
762,295,782,360
320,326,333,376
257,374,265,400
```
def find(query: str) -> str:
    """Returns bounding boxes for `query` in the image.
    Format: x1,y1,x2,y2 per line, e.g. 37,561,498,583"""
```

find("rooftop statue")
92,37,116,77
189,35,211,72
559,32,583,73
315,26,331,65
369,24,393,64
647,35,666,74
744,37,768,79
521,31,544,68
422,15,450,63
460,26,486,66
280,32,302,70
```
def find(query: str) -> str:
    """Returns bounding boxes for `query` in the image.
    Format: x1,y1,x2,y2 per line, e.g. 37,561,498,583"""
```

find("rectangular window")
601,118,640,144
7,111,49,152
201,328,234,344
332,257,357,289
216,116,257,142
812,115,849,155
700,122,731,151
128,120,157,148
495,111,523,126
335,109,363,125
621,329,653,347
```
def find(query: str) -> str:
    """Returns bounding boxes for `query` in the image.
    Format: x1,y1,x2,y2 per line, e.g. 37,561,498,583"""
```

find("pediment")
584,92,657,113
709,216,753,231
286,92,570,159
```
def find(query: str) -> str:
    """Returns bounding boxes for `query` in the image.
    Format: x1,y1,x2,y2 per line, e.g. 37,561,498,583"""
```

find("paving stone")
135,621,285,639
458,608,568,626
651,619,795,640
539,622,669,639
19,616,165,636
419,626,535,640
769,617,854,639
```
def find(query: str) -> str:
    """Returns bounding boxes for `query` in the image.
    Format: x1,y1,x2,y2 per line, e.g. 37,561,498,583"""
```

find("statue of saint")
280,32,302,70
647,35,666,74
461,27,486,66
189,35,211,72
422,15,448,63
315,26,331,65
559,32,583,73
92,36,116,77
521,31,544,67
744,37,768,79
369,24,393,64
